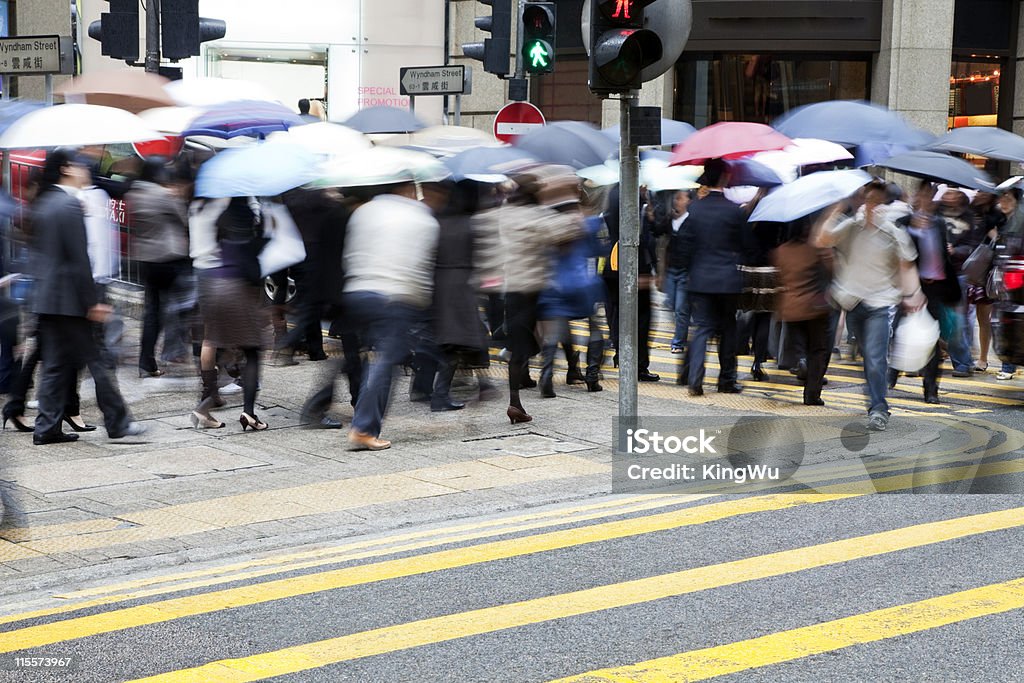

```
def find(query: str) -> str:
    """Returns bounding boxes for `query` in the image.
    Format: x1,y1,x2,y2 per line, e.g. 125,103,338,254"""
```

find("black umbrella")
874,150,995,191
512,121,616,170
343,106,426,134
927,126,1024,163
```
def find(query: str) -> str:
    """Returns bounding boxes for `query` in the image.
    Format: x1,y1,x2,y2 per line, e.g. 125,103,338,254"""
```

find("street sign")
399,65,467,96
493,101,545,144
0,35,74,75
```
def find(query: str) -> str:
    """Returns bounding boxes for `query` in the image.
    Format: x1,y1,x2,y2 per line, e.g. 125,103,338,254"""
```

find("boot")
539,342,557,398
409,353,437,403
585,340,604,392
200,369,225,408
431,356,465,412
565,348,585,385
192,369,225,428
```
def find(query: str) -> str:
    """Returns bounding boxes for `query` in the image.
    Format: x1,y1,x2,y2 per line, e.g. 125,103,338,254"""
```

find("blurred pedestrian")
995,189,1021,380
939,188,979,376
650,189,693,359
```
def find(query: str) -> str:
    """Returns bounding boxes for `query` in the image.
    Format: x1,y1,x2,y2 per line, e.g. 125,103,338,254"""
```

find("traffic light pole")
145,0,161,74
618,92,639,423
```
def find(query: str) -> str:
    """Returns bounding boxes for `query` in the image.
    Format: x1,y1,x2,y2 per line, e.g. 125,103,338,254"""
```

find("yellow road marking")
553,577,1024,682
125,507,1024,683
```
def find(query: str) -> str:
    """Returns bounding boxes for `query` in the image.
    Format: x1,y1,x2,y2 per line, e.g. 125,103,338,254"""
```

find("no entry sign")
493,102,545,144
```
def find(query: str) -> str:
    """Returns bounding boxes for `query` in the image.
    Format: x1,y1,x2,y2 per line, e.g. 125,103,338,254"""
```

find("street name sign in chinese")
0,35,74,75
399,65,467,96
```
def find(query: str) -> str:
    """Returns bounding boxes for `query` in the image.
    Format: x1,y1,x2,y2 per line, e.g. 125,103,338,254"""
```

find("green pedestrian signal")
521,2,556,75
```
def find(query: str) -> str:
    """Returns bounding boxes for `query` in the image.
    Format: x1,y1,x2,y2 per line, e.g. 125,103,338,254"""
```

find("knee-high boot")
539,342,557,398
431,355,465,412
585,339,604,392
565,346,585,385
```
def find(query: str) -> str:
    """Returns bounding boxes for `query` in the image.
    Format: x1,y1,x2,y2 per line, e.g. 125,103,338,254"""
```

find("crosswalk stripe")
552,576,1024,682
123,507,1024,683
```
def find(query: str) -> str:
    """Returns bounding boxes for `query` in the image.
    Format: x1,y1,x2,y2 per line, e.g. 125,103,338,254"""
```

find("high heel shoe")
507,406,532,424
2,414,33,432
190,409,225,429
239,412,269,431
139,368,165,378
63,415,97,432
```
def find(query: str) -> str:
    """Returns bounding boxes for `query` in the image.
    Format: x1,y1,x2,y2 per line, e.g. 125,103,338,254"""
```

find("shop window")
675,54,870,127
206,46,328,116
948,59,1001,129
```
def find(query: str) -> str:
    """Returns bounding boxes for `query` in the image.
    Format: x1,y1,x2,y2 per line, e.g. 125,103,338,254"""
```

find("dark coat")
896,213,962,306
680,191,754,294
283,189,351,308
771,241,834,322
29,186,98,318
433,212,488,351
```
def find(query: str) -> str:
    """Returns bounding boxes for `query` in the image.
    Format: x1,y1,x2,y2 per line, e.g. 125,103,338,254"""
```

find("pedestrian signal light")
588,0,663,95
521,2,556,75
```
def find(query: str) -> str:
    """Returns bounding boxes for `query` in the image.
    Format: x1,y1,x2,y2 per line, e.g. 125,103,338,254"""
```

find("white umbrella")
0,104,162,149
311,146,450,188
377,125,501,156
138,105,204,135
164,78,281,107
752,138,854,183
577,158,701,191
748,169,874,223
267,122,371,157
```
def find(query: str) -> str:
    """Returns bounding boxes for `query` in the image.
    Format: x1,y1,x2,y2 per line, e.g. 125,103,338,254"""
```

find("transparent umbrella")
311,147,450,188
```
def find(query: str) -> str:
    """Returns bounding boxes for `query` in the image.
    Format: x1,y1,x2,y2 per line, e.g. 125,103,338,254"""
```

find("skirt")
198,275,268,349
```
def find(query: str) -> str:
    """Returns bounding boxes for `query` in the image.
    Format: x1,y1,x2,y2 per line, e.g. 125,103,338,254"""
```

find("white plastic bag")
889,307,939,372
258,202,306,277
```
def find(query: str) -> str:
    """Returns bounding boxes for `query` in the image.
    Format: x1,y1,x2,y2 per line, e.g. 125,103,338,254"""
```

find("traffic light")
462,0,512,77
588,0,663,95
521,2,556,75
161,0,227,61
87,0,140,62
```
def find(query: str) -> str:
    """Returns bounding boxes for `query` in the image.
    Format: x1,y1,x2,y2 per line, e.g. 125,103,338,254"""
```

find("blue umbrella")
874,150,995,191
726,158,785,187
601,119,697,146
773,100,934,148
748,169,874,223
182,100,304,139
513,121,616,170
195,142,319,198
443,146,538,181
343,106,426,134
927,126,1024,163
0,100,45,135
854,142,912,167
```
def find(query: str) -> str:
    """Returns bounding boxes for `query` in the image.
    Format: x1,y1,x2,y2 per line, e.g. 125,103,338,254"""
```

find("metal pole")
454,94,462,126
409,94,416,116
618,93,639,422
44,74,53,105
145,0,161,74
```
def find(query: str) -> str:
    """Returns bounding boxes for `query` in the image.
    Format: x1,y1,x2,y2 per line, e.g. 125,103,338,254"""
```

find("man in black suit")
680,159,755,395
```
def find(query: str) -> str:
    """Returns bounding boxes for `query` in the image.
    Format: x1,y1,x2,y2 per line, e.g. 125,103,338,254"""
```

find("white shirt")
671,211,688,233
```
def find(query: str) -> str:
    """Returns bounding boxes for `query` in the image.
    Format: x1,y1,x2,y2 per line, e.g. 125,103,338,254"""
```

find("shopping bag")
258,202,306,277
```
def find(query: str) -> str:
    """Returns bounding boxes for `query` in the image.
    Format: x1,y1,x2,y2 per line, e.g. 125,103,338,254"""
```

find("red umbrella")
670,122,791,166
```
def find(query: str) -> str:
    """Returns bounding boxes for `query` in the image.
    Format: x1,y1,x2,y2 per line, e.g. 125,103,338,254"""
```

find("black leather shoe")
688,385,704,397
638,370,660,382
316,416,344,428
924,393,940,404
718,384,743,394
431,399,466,412
33,431,79,445
750,366,768,382
803,397,825,406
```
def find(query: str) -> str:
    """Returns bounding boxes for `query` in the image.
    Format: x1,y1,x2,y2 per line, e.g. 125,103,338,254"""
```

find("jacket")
897,213,962,306
680,191,754,294
771,241,834,322
127,180,189,263
29,186,98,317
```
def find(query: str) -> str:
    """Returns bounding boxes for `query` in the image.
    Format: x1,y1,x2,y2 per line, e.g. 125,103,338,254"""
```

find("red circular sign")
133,135,184,160
493,102,546,144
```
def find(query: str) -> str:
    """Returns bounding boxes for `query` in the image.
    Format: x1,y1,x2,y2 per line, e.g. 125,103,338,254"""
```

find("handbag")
962,239,995,286
258,202,306,277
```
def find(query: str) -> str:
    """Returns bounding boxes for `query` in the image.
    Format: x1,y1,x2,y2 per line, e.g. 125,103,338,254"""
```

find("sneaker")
867,413,888,432
996,371,1014,381
220,381,243,395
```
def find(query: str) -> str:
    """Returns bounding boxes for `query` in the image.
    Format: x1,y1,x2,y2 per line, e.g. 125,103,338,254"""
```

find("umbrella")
513,121,616,170
874,150,995,191
343,106,426,134
137,106,204,135
58,70,174,114
751,138,854,182
748,169,874,223
927,126,1024,163
577,158,702,191
997,176,1024,192
725,158,785,187
266,122,371,157
443,145,538,182
311,146,450,188
182,100,305,139
194,142,320,198
772,100,934,147
670,122,791,165
0,104,162,149
601,119,697,146
854,142,913,167
0,100,45,136
165,78,281,107
379,125,501,155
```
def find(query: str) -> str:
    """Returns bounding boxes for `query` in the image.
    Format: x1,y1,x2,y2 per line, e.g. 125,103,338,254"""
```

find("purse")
962,239,995,286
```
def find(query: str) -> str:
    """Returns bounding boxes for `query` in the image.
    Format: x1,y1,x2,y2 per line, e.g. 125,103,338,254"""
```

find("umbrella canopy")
311,146,450,188
601,119,697,146
266,122,371,157
853,142,913,167
577,158,702,192
379,125,501,155
343,106,426,134
195,142,320,198
443,145,538,182
58,71,174,114
751,138,854,182
772,100,934,147
927,126,1024,163
725,158,785,187
513,121,616,170
138,106,204,135
182,100,304,139
670,122,791,165
165,78,281,107
0,104,162,149
997,176,1024,192
874,150,995,191
748,169,874,223
0,100,45,136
